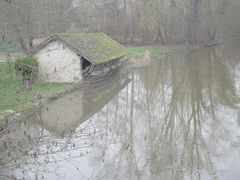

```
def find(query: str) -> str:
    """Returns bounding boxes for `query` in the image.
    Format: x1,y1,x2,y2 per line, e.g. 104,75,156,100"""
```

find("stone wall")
35,41,82,83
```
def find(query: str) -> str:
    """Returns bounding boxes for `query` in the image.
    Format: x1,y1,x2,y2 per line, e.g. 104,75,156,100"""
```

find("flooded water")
1,47,240,180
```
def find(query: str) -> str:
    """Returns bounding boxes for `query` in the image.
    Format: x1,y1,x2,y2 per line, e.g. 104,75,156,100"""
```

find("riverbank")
128,46,171,58
0,62,73,120
0,45,180,121
127,45,177,68
0,40,22,54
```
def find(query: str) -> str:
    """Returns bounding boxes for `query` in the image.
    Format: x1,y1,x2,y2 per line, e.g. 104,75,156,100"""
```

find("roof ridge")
55,33,105,36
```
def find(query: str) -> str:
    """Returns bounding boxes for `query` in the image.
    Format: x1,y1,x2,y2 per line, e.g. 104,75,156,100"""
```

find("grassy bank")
0,62,72,119
128,46,171,58
0,40,22,53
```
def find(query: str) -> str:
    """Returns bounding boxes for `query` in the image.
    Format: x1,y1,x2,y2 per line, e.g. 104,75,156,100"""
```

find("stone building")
32,33,128,83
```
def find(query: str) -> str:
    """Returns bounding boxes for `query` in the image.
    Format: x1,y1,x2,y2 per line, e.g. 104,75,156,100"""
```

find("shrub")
15,56,39,86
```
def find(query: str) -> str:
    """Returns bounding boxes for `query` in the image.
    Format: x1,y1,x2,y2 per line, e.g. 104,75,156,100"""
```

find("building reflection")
1,48,240,180
40,75,130,137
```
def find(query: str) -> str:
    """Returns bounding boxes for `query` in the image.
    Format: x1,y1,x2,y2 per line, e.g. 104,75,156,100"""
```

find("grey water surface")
1,46,240,180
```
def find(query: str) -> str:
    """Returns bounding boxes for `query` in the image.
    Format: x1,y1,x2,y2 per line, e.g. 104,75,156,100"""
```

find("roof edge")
31,33,128,64
30,35,95,65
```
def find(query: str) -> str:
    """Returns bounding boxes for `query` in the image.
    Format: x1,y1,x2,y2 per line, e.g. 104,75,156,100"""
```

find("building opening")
81,57,91,71
81,57,91,77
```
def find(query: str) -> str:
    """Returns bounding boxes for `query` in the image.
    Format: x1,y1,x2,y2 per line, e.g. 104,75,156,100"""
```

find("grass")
128,46,171,58
0,40,22,53
0,62,72,119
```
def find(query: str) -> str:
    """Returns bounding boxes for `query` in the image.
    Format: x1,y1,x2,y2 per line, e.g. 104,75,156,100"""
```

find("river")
0,46,240,180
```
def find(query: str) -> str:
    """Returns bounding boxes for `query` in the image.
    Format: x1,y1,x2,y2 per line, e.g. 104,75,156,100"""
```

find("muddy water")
1,47,240,180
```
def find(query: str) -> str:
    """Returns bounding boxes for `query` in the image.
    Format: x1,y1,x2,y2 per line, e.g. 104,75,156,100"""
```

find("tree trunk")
2,33,5,41
123,0,127,16
158,27,165,44
185,0,201,44
103,0,108,34
15,29,28,54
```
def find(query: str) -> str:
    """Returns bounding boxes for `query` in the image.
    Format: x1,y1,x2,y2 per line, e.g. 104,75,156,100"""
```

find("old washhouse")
32,33,128,83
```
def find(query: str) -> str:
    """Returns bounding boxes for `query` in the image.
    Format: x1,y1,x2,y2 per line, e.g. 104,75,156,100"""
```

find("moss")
14,56,39,85
15,56,38,68
56,33,129,64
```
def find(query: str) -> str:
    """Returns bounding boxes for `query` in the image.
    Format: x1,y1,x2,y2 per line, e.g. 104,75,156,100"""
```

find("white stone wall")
35,41,82,83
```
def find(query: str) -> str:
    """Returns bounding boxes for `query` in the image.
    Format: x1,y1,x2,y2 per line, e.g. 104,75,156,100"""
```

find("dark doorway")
81,57,91,71
81,57,92,78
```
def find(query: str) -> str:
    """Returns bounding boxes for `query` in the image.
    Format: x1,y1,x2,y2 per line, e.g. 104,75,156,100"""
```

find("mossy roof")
53,33,128,64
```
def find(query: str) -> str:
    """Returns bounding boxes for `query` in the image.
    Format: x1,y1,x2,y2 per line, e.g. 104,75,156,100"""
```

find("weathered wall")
35,41,82,83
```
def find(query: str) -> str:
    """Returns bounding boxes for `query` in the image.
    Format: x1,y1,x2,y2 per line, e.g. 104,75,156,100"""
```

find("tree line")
0,0,240,52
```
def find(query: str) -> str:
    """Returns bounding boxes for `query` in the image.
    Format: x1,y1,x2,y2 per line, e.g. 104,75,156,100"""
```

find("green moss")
56,33,129,64
15,56,39,83
0,62,72,120
15,56,38,68
128,46,170,58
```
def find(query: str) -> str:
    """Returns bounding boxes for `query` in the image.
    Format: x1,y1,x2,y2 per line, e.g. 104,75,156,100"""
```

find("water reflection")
40,77,130,136
0,47,240,180
136,48,239,180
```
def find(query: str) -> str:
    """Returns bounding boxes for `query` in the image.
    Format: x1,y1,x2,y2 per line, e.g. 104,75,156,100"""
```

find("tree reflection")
1,48,240,180
96,48,240,180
